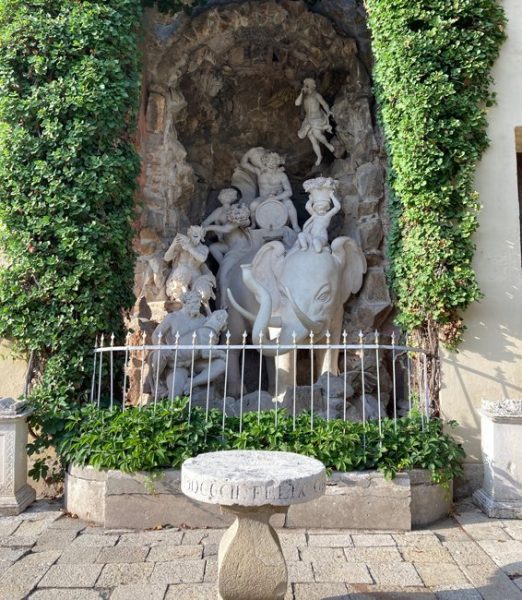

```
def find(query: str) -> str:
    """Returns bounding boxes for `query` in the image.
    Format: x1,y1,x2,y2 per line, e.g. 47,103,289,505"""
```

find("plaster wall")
440,0,522,465
0,341,26,400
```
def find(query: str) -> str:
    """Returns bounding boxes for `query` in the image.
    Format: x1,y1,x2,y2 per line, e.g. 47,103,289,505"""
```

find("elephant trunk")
241,264,272,343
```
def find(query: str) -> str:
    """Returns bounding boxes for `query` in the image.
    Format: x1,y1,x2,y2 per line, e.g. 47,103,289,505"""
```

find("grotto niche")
129,0,395,415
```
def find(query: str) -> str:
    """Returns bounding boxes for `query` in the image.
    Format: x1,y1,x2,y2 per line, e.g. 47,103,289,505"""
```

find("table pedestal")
218,505,288,600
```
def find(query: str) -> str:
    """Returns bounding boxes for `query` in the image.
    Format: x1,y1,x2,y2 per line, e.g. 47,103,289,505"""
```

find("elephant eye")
318,292,331,303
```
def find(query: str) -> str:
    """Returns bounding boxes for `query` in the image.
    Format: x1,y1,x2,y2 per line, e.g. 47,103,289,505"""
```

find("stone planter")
473,399,522,518
65,465,451,530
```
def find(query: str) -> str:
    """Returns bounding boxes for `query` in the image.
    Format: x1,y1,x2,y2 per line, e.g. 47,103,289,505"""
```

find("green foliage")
0,0,142,475
366,0,505,346
55,399,465,485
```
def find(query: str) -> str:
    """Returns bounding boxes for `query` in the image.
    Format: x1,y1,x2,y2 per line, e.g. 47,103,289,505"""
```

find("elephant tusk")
284,286,322,336
226,289,281,328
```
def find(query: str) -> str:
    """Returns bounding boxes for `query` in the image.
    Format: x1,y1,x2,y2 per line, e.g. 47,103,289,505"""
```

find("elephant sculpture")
226,236,367,396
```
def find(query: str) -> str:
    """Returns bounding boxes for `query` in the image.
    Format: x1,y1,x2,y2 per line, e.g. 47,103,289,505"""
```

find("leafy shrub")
366,0,505,346
55,399,465,485
0,1,142,479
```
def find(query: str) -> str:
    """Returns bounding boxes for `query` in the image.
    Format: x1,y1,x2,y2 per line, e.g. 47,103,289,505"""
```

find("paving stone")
165,583,216,599
14,518,54,538
415,563,470,587
72,534,119,547
352,534,396,547
29,590,106,599
443,541,494,565
95,545,148,563
349,587,436,599
400,544,455,564
96,562,154,587
433,585,482,600
345,546,403,563
110,584,167,600
203,560,217,582
202,543,218,558
151,560,205,584
293,582,351,599
38,563,103,588
457,523,511,541
33,529,79,551
147,544,202,562
287,560,314,582
431,519,471,542
477,539,522,573
505,523,522,541
299,546,347,562
57,546,102,564
313,560,372,583
0,519,21,537
118,530,183,546
460,563,522,600
48,517,88,533
0,534,37,547
0,546,28,562
308,533,353,547
0,551,61,600
280,531,307,546
393,532,444,547
368,562,424,587
181,529,223,545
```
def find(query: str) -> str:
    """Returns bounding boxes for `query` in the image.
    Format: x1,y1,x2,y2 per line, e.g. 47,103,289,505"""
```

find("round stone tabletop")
181,450,326,507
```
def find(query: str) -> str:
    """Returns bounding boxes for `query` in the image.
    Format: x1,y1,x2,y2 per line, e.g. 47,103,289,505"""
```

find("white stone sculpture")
181,450,325,600
297,177,341,253
0,398,36,515
205,202,252,265
148,292,229,399
473,399,522,518
239,148,300,232
295,78,335,166
164,225,216,314
202,187,240,229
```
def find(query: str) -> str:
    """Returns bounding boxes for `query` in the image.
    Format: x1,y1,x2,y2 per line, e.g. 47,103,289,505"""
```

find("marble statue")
202,187,240,229
297,177,341,253
295,78,335,166
239,148,300,232
204,202,251,265
147,291,229,398
164,225,216,314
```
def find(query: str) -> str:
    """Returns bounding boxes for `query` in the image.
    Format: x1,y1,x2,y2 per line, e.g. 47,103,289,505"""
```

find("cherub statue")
240,148,300,232
164,225,216,314
297,177,341,253
295,78,335,166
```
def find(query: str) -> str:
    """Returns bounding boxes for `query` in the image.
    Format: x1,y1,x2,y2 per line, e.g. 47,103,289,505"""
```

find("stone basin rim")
181,449,326,507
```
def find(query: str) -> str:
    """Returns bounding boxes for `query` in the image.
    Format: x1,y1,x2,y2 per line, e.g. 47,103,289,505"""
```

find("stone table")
181,450,326,600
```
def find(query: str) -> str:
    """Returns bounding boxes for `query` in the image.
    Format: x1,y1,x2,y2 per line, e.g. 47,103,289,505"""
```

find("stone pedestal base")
218,505,288,600
0,484,36,517
473,488,522,519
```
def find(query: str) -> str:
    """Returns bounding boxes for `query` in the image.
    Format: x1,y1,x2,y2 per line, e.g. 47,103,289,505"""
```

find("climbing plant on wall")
0,0,142,477
366,0,505,347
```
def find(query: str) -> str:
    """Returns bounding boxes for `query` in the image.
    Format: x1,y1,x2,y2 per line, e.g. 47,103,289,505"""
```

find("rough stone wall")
134,0,391,341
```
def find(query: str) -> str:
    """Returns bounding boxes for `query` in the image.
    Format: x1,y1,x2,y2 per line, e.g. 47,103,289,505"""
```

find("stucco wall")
440,0,522,463
0,340,26,399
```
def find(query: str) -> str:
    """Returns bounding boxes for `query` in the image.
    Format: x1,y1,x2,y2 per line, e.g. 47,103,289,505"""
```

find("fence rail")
90,330,436,434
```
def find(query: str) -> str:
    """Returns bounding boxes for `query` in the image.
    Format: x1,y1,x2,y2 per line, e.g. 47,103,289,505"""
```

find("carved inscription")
183,477,326,504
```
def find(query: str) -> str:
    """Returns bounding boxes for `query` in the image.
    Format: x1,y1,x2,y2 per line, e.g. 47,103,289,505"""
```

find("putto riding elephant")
227,236,367,395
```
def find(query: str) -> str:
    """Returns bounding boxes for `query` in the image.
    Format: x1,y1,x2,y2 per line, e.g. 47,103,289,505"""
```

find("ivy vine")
0,0,142,478
366,0,505,347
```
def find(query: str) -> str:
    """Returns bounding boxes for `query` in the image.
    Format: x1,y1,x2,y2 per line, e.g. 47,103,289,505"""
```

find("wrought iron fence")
90,330,436,433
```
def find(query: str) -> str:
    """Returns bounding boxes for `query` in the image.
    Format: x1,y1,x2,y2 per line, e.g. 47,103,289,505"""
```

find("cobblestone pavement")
0,499,521,599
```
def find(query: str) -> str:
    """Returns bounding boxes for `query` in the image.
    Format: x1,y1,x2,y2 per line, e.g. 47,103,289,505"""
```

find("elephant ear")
331,236,367,301
250,241,285,310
